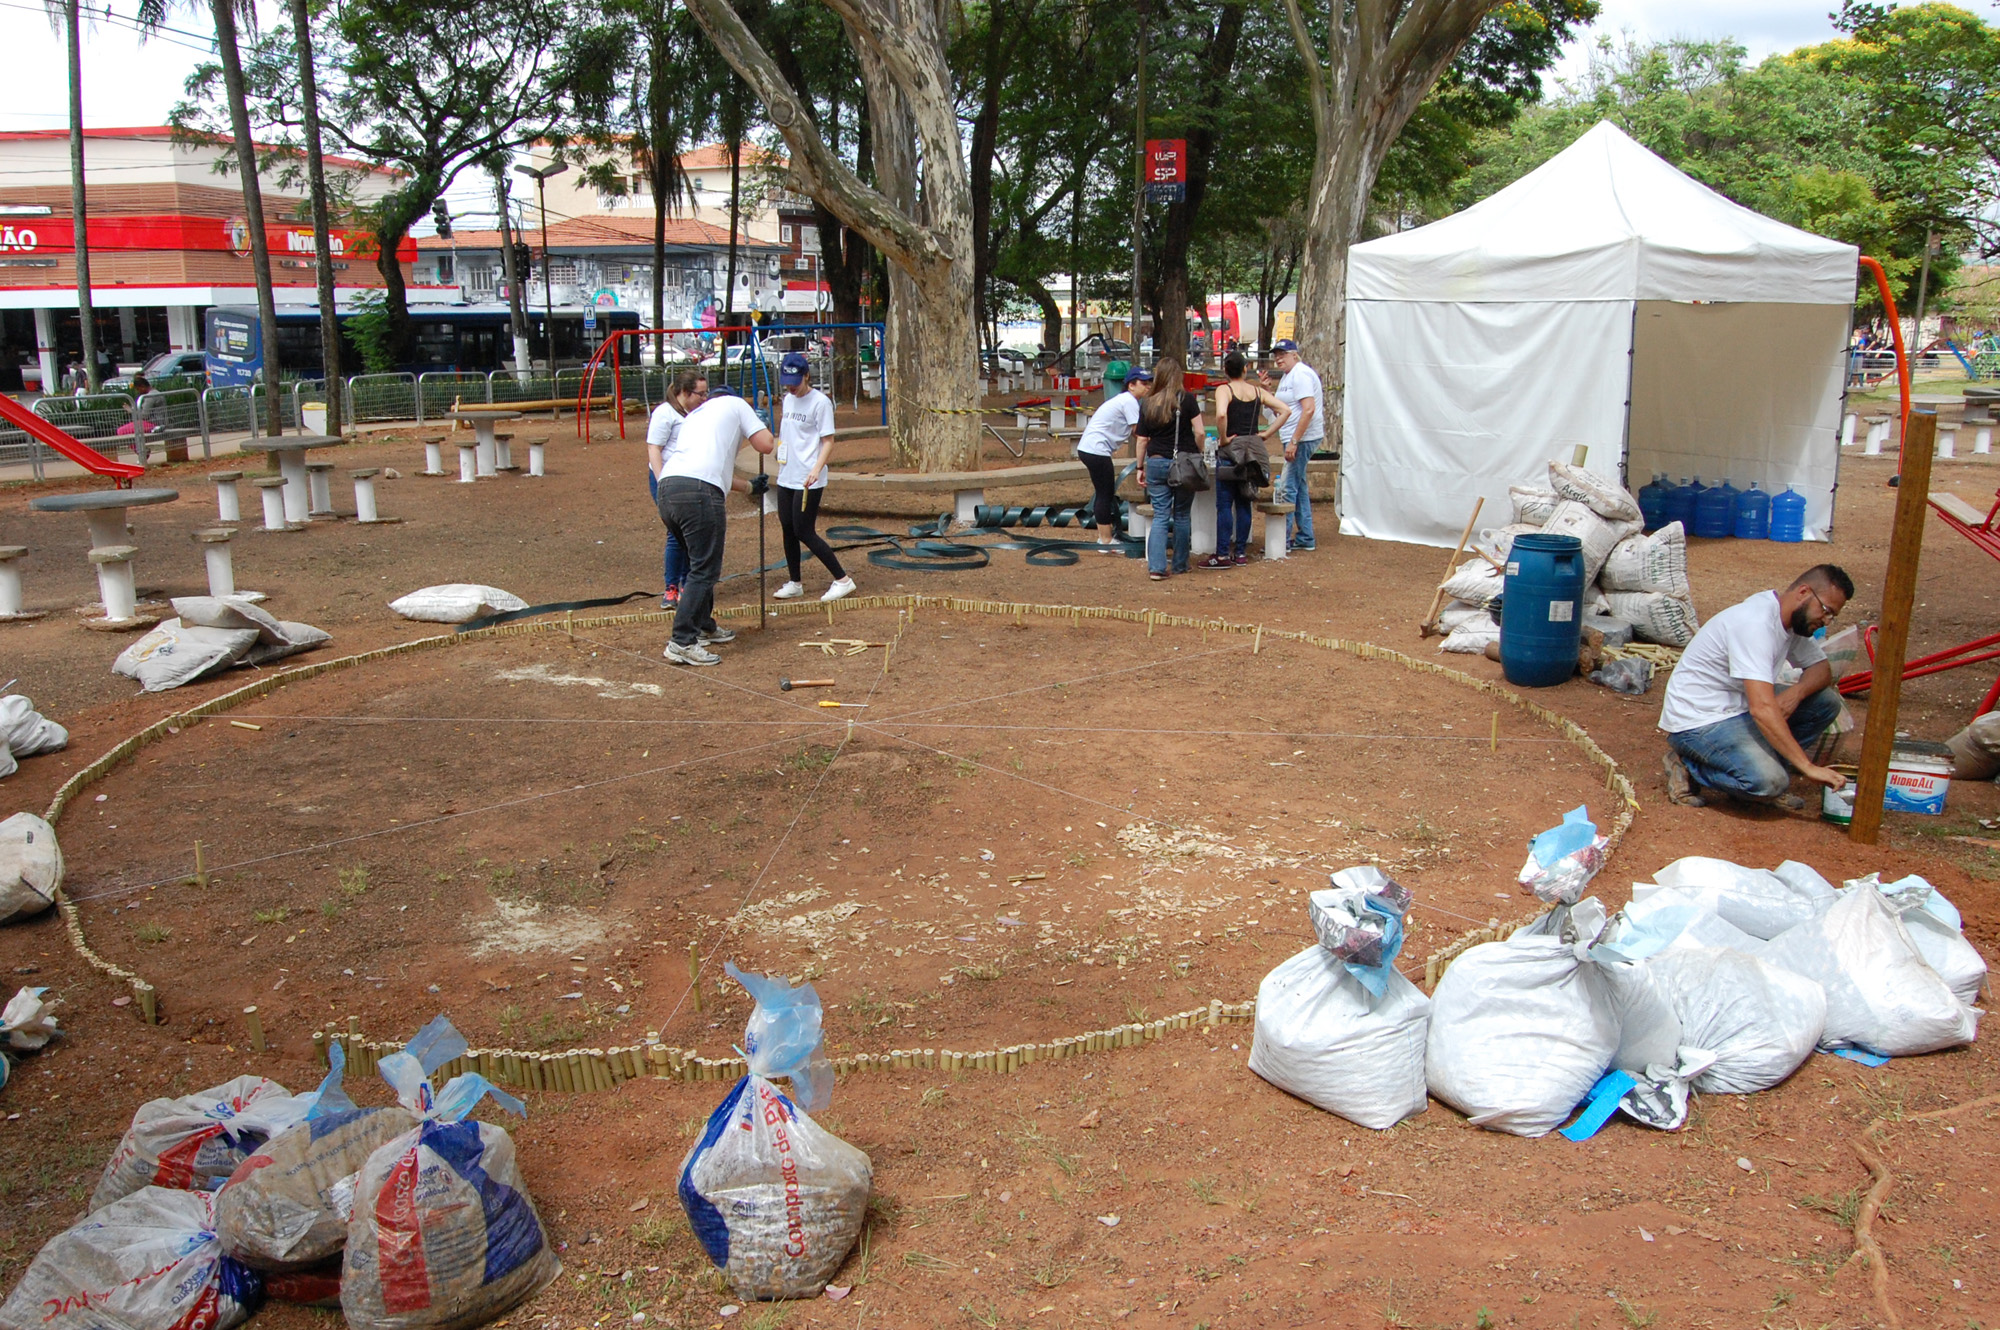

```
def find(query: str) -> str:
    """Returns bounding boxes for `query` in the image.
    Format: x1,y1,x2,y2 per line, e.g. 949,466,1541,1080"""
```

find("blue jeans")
1282,442,1318,546
1216,483,1253,557
1666,687,1843,800
656,476,726,645
648,471,688,591
1145,456,1191,575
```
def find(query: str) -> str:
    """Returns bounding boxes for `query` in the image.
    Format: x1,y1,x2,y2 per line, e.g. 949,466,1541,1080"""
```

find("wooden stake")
192,841,208,888
244,1005,265,1053
1421,496,1485,637
1491,711,1499,753
138,983,156,1024
687,942,703,1013
1851,411,1938,845
1254,626,1263,655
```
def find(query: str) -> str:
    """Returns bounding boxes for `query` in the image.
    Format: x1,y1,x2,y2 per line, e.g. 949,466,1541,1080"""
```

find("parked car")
105,349,207,392
698,344,761,370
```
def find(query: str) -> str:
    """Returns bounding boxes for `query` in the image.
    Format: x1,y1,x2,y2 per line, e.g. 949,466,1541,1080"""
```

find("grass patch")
252,907,289,925
134,923,170,944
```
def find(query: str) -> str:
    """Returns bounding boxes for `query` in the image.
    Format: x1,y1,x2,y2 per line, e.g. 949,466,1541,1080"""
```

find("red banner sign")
0,214,413,261
1145,139,1187,185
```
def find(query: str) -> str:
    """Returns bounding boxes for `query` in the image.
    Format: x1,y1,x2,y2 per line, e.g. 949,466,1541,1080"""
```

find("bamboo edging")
44,592,1636,1028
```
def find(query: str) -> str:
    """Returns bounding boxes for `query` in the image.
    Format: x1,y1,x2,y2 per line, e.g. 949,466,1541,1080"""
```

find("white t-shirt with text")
1659,590,1828,733
660,396,765,493
777,388,836,489
1276,362,1325,445
1076,391,1142,457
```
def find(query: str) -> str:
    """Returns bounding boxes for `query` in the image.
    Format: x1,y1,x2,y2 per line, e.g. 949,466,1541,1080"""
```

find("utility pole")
494,169,531,375
1131,0,1147,361
515,162,568,376
1912,226,1937,351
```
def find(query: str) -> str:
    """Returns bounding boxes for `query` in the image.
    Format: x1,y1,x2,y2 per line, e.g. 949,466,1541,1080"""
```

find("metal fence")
346,372,418,424
418,371,487,419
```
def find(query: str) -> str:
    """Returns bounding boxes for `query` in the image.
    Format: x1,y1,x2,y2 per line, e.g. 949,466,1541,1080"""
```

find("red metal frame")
576,325,760,440
0,393,144,485
1856,255,1911,466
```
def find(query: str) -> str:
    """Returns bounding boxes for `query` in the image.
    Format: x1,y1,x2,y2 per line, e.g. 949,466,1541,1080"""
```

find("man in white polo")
654,387,777,666
1270,338,1324,550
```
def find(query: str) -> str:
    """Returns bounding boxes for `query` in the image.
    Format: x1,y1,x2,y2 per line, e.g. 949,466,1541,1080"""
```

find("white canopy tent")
1340,121,1858,548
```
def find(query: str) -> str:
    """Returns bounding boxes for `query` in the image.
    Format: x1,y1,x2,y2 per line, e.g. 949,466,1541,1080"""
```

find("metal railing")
346,372,418,424
418,371,488,418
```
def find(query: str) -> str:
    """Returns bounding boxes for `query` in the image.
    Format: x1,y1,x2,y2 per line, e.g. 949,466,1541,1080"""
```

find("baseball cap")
708,384,738,398
1125,366,1153,383
779,351,811,385
1272,338,1299,354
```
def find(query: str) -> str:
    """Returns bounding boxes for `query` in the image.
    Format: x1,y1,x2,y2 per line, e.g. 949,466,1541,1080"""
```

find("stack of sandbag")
1247,867,1431,1130
679,965,871,1301
114,596,330,692
94,1075,311,1211
0,693,68,781
0,1186,265,1330
0,812,61,925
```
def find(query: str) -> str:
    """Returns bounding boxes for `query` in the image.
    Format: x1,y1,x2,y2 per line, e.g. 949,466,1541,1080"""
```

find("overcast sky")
0,0,1883,230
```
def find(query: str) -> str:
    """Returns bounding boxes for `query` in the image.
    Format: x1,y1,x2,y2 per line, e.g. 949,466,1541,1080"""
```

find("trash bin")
1103,358,1130,398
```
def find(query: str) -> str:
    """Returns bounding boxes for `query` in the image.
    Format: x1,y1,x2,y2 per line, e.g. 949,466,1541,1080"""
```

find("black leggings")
1078,450,1120,530
777,485,845,582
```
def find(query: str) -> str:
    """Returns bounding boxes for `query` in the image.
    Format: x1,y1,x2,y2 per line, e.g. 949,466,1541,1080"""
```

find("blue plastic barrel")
1770,486,1807,542
1662,477,1696,530
1693,479,1736,538
1500,533,1586,688
1733,482,1771,539
1637,474,1668,532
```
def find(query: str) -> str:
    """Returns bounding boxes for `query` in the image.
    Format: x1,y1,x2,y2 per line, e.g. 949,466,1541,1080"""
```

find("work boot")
1663,751,1706,807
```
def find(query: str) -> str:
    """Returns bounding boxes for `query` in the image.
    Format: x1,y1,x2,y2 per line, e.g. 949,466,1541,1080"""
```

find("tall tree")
287,0,342,435
207,0,284,435
49,0,101,391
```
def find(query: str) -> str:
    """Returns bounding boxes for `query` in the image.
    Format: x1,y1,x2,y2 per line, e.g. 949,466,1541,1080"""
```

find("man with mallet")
655,386,776,667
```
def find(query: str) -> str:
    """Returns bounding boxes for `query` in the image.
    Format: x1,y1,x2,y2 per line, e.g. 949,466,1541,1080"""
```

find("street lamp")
515,161,568,375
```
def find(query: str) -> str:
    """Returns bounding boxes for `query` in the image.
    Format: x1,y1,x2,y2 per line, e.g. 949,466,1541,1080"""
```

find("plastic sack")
1752,886,1979,1057
1516,805,1606,906
1561,1048,1719,1139
1594,891,1764,962
1508,484,1559,526
1602,591,1699,647
1850,874,1987,1005
1645,947,1826,1094
2,986,60,1051
1549,461,1642,523
1589,655,1653,694
342,1017,558,1330
0,694,68,760
114,620,258,692
215,1042,421,1271
94,1075,309,1212
1436,599,1491,632
1439,615,1500,654
0,1186,264,1330
1307,866,1414,995
388,585,528,624
1248,944,1430,1129
1,811,62,924
678,966,870,1300
1439,560,1501,609
1541,500,1641,584
173,597,331,666
1633,857,1835,940
1474,523,1540,563
1598,523,1690,597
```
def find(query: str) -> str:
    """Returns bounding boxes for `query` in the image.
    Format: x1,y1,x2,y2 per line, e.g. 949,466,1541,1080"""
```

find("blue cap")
779,351,811,385
708,384,738,398
1272,338,1300,354
1125,366,1153,383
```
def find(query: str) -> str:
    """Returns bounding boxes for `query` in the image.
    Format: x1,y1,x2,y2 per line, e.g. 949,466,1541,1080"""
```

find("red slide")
0,392,145,485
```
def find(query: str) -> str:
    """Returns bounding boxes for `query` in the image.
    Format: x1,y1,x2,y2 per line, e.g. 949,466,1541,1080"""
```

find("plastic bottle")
1770,486,1807,542
1662,476,1696,530
1637,473,1668,533
1733,481,1771,539
1694,478,1736,539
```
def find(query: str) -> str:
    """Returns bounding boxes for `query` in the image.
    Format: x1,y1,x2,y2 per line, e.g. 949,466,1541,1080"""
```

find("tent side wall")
1626,301,1848,541
1339,299,1634,548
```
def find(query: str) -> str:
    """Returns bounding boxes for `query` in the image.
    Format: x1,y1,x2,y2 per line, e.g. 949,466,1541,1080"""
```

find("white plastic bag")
1753,887,1979,1057
114,620,258,692
1248,947,1430,1129
1599,522,1690,597
2,986,60,1051
0,1187,264,1330
1634,857,1834,940
1645,947,1826,1094
173,596,330,665
1516,805,1607,906
1439,615,1500,654
388,584,528,624
94,1075,308,1212
0,812,62,924
1846,875,1988,1006
678,965,870,1300
342,1018,559,1330
0,694,67,759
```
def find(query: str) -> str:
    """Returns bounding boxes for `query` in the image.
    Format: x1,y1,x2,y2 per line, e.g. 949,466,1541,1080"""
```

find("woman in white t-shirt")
1074,367,1151,549
644,370,708,608
771,353,855,602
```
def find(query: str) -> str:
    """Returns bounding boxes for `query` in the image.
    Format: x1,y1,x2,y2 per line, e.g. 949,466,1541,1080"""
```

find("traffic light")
513,242,533,278
431,199,453,239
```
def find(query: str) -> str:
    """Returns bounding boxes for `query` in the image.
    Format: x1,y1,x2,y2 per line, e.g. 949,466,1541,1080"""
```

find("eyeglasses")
1805,585,1838,621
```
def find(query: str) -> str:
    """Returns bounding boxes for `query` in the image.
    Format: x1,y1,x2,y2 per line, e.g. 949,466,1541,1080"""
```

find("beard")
1788,604,1815,637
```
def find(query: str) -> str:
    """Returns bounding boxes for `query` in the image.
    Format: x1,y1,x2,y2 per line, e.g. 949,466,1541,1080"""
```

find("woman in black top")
1137,356,1205,579
1204,352,1289,567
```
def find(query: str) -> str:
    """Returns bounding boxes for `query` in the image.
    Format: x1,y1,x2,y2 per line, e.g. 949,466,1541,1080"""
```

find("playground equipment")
0,393,145,485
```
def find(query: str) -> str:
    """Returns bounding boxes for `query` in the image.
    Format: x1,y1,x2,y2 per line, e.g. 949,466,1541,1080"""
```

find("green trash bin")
1103,358,1130,398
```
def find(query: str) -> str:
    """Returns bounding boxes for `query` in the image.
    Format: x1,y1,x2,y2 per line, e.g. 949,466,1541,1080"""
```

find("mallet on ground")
780,677,836,690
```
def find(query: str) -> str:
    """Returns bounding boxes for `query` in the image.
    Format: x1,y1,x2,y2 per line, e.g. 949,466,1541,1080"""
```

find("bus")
204,303,642,385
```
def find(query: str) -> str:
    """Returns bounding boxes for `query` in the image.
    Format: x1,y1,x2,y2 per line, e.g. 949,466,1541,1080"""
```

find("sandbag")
1509,484,1559,527
0,694,68,759
1440,615,1500,654
679,965,869,1300
1856,874,1988,1006
1439,560,1501,609
1752,887,1979,1056
1549,461,1642,523
388,585,527,624
94,1075,306,1212
1248,946,1430,1129
1602,591,1700,647
0,1186,264,1330
114,620,259,692
1600,522,1691,597
1541,500,1641,585
0,812,62,924
1646,947,1826,1094
1635,857,1835,940
242,621,332,666
1437,599,1489,632
174,596,330,663
1474,524,1540,562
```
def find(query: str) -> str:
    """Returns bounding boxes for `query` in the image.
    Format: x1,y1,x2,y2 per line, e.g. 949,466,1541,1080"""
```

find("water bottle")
1637,473,1668,533
1694,478,1735,539
1662,476,1696,530
1733,481,1771,539
1770,486,1807,542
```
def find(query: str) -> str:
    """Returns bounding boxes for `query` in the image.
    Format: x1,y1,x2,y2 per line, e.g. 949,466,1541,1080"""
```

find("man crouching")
655,386,777,666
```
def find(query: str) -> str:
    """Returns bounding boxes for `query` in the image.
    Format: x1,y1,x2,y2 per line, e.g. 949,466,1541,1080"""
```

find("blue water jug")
1637,474,1668,532
1770,486,1807,542
1663,477,1696,530
1500,532,1586,689
1694,479,1736,539
1733,481,1771,539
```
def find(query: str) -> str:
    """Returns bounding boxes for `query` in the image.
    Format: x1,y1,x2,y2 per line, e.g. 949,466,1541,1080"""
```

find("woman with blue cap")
773,352,855,602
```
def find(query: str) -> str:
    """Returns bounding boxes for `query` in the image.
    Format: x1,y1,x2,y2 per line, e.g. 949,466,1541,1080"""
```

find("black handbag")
1167,451,1211,492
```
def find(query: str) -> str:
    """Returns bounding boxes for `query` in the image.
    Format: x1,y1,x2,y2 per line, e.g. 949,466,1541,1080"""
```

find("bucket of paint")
1885,739,1953,816
1821,780,1854,827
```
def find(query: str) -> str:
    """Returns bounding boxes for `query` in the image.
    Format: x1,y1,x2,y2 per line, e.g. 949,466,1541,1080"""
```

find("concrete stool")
87,544,141,625
955,488,985,526
528,440,546,476
305,461,338,516
420,437,446,476
193,528,238,598
1939,425,1958,459
1125,503,1150,541
1190,487,1217,558
494,433,517,471
351,468,393,523
457,440,479,484
211,471,243,523
1841,412,1858,448
250,475,291,532
1258,502,1295,561
1864,416,1890,456
0,546,41,622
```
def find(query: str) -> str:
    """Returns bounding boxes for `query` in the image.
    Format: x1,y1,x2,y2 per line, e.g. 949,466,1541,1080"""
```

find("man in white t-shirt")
1659,565,1852,807
1270,339,1324,550
655,387,776,666
772,352,854,601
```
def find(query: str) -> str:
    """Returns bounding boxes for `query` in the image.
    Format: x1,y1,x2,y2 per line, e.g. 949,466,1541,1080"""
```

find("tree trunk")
64,1,99,393
495,173,531,375
1150,2,1244,366
647,21,671,362
724,131,741,332
1021,278,1063,353
211,0,283,435
289,0,342,435
1292,144,1369,451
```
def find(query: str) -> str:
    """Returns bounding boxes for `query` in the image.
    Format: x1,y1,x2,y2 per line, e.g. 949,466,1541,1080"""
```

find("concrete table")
239,435,343,524
29,487,179,610
448,411,522,478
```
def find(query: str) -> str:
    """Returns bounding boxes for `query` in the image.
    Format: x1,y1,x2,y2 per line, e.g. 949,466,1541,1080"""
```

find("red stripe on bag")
164,1284,222,1330
152,1125,224,1190
375,1147,433,1313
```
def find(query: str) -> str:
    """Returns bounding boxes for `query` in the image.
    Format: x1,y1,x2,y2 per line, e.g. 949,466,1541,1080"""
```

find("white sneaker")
773,581,806,599
821,576,856,602
663,639,721,666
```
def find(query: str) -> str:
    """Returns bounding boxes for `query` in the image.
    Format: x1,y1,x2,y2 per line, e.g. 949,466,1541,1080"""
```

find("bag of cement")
114,619,259,692
1645,947,1826,1093
94,1075,310,1212
1516,805,1607,906
1508,484,1559,526
1752,886,1979,1056
1426,900,1624,1137
1633,857,1835,940
1439,614,1500,654
1,812,62,924
1602,591,1699,647
0,1186,264,1330
1474,524,1540,562
342,1018,558,1330
678,964,869,1300
1541,500,1641,584
1600,522,1690,597
0,694,68,759
1851,874,1988,1005
1549,461,1642,523
215,1042,421,1270
388,584,528,624
1439,559,1501,609
1437,599,1490,632
174,596,330,664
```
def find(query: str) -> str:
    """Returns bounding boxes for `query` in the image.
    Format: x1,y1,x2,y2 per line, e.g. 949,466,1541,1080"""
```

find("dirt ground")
2,408,1997,1330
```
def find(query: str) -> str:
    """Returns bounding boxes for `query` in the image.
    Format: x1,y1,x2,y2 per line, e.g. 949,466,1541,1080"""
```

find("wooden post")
687,942,703,1013
1850,411,1938,845
192,841,208,888
244,1005,265,1053
1421,497,1484,637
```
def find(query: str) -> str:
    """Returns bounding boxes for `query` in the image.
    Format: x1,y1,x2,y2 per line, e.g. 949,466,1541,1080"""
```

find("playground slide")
0,393,144,483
